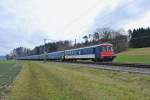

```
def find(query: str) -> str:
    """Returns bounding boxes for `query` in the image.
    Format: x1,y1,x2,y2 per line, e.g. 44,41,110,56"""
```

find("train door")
93,46,101,61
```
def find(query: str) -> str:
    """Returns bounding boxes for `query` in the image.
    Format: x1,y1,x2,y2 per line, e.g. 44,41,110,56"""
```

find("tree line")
81,28,128,53
129,27,150,48
7,40,72,59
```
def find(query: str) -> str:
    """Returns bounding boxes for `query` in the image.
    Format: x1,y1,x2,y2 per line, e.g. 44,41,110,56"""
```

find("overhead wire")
62,0,136,35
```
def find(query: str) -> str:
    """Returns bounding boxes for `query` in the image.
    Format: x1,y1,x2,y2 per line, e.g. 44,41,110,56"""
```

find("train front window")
108,46,113,51
102,47,107,51
102,46,113,52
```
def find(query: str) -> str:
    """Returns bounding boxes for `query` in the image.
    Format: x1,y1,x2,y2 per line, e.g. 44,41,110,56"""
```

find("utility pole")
74,39,77,48
44,38,47,63
74,39,76,48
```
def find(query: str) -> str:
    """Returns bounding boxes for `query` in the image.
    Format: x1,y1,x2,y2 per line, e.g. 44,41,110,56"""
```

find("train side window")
80,49,83,54
78,50,81,55
85,49,88,54
75,50,78,55
74,50,76,55
90,48,94,54
70,51,72,55
73,50,76,55
82,49,85,54
87,48,90,54
86,48,88,54
88,48,90,54
67,51,70,55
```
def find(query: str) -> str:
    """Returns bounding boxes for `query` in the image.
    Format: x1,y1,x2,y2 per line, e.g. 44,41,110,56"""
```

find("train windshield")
102,46,113,52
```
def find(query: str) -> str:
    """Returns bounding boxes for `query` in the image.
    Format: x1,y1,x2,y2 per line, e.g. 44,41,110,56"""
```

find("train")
17,43,115,62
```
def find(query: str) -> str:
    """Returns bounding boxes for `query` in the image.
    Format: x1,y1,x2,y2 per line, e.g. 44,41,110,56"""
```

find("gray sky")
0,0,150,55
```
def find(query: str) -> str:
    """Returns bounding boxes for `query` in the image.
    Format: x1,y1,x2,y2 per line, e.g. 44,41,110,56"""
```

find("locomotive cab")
100,43,115,61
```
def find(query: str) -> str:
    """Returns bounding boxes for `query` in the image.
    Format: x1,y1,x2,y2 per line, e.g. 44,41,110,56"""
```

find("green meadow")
114,47,150,64
9,61,150,100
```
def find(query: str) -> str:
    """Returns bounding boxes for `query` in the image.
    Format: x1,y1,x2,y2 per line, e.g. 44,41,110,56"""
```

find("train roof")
47,51,64,54
65,43,112,51
18,43,112,58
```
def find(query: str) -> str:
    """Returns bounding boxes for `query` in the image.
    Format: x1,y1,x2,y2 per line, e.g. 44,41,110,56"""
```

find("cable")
62,0,104,33
64,0,135,32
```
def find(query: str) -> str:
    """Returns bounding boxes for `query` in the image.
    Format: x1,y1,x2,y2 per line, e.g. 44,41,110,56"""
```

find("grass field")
114,47,150,64
9,61,150,100
0,61,21,97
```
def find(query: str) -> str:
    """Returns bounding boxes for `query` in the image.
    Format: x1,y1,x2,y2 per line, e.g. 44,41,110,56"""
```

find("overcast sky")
0,0,150,55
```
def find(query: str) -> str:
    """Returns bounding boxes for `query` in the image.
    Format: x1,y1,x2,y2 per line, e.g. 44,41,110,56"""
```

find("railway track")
70,61,150,68
54,61,150,75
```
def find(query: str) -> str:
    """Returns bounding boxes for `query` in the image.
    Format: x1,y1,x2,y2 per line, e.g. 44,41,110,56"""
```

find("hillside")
114,47,150,64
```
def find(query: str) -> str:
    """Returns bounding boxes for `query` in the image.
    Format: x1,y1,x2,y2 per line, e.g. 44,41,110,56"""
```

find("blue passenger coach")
65,47,95,60
47,51,64,60
65,43,114,61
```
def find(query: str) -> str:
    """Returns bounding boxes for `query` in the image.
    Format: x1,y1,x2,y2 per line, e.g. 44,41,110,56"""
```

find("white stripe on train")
65,54,95,59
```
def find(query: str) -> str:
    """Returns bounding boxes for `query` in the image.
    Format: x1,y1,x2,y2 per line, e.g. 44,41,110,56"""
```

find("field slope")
114,47,150,64
9,61,150,100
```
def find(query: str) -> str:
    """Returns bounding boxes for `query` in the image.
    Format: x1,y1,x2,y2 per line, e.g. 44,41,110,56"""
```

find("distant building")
0,56,6,60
